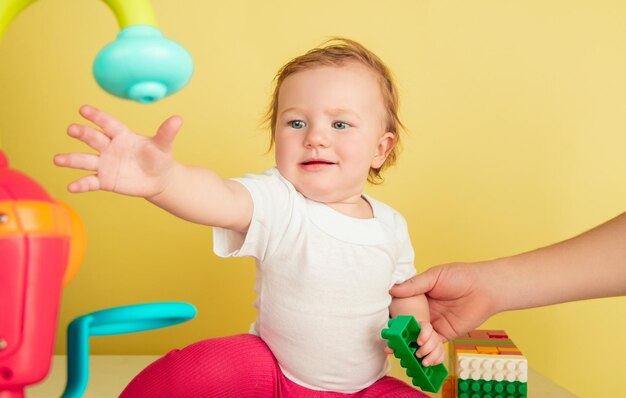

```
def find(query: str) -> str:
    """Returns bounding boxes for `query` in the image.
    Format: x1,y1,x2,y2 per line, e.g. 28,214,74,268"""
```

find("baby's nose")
304,126,330,147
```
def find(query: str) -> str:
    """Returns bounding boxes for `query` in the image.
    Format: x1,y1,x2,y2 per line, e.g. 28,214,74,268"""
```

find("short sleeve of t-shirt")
365,195,416,287
390,212,417,286
213,168,295,263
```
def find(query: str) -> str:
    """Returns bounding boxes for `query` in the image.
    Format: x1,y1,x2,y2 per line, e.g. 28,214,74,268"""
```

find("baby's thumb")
154,115,183,152
389,268,439,298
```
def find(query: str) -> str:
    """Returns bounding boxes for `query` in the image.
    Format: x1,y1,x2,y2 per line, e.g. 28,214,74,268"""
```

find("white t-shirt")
213,168,416,392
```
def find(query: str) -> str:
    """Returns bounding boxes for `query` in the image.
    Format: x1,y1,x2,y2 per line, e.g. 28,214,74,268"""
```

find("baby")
55,38,444,397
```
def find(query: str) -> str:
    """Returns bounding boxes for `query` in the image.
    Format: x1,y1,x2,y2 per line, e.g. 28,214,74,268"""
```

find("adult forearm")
489,212,626,313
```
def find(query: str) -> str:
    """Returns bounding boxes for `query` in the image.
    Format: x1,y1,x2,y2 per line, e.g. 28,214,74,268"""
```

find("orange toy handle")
57,201,86,287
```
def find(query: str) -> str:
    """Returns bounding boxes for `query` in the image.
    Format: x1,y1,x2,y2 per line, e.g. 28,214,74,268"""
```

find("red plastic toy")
0,149,85,398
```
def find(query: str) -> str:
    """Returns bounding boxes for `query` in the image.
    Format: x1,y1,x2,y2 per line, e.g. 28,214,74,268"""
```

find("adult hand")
389,262,497,342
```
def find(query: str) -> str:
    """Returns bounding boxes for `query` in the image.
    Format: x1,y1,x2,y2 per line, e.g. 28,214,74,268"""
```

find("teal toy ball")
93,26,193,103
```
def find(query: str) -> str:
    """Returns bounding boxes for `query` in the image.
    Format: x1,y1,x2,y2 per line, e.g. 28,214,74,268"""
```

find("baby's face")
274,62,394,204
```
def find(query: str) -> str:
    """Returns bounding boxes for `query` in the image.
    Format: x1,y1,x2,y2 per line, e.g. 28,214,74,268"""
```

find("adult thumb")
154,115,183,152
389,267,439,298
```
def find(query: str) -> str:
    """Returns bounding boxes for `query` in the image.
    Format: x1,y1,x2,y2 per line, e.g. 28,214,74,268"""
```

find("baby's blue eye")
290,120,305,129
332,121,349,130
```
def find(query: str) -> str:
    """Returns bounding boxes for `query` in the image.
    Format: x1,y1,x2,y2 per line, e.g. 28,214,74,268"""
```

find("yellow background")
1,1,625,396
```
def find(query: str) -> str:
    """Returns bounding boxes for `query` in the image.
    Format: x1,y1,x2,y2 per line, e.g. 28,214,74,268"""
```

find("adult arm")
390,212,626,340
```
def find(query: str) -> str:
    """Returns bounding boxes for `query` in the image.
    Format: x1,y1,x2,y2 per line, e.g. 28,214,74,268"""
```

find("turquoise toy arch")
0,0,193,103
61,302,197,398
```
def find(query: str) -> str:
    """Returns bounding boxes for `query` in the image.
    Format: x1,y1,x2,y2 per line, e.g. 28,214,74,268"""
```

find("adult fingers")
67,123,110,152
389,266,441,298
153,115,183,152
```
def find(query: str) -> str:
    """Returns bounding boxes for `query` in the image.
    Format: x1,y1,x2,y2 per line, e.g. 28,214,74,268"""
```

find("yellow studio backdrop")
0,0,624,396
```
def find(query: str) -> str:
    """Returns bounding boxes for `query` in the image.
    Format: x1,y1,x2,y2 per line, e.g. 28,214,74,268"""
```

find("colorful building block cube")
443,329,528,398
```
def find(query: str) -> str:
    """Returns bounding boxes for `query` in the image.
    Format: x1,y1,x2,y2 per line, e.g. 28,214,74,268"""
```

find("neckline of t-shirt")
269,168,392,245
271,167,379,221
304,195,392,245
309,194,378,222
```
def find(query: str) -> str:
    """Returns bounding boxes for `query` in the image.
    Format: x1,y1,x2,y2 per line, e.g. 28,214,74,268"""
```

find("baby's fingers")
54,153,99,172
415,335,439,361
153,115,183,152
79,105,128,138
384,347,394,355
417,322,434,346
68,123,110,152
421,347,446,367
67,175,101,193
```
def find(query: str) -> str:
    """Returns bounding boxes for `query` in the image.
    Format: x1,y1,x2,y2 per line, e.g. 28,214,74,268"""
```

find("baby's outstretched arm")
388,295,446,366
54,105,252,232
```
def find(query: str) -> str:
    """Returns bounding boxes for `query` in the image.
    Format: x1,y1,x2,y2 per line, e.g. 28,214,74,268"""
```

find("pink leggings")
120,334,429,398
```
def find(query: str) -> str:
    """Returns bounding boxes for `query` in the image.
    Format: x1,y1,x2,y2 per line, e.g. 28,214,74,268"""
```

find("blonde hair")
264,38,404,184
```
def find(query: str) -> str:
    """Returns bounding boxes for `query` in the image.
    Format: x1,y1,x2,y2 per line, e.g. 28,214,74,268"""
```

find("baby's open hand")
54,105,182,198
384,321,445,367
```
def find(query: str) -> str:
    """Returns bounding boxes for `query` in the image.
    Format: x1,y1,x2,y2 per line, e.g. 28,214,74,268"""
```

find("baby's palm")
55,105,182,198
98,133,170,196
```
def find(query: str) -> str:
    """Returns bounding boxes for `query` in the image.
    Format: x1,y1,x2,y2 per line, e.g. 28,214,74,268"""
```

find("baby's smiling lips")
300,158,336,171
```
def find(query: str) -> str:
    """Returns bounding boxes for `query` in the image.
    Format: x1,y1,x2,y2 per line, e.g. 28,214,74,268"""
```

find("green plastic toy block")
381,315,449,393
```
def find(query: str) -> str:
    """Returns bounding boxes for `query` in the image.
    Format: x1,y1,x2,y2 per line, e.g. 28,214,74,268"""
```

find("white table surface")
27,355,578,397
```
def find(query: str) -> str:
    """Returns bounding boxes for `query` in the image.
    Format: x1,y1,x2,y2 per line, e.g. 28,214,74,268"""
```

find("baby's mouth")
301,160,335,165
299,159,337,171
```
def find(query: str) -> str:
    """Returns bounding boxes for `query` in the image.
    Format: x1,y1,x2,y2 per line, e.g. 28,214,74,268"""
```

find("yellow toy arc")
0,0,157,40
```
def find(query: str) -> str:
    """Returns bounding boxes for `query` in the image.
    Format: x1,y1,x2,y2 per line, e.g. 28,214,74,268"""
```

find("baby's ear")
371,132,396,168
